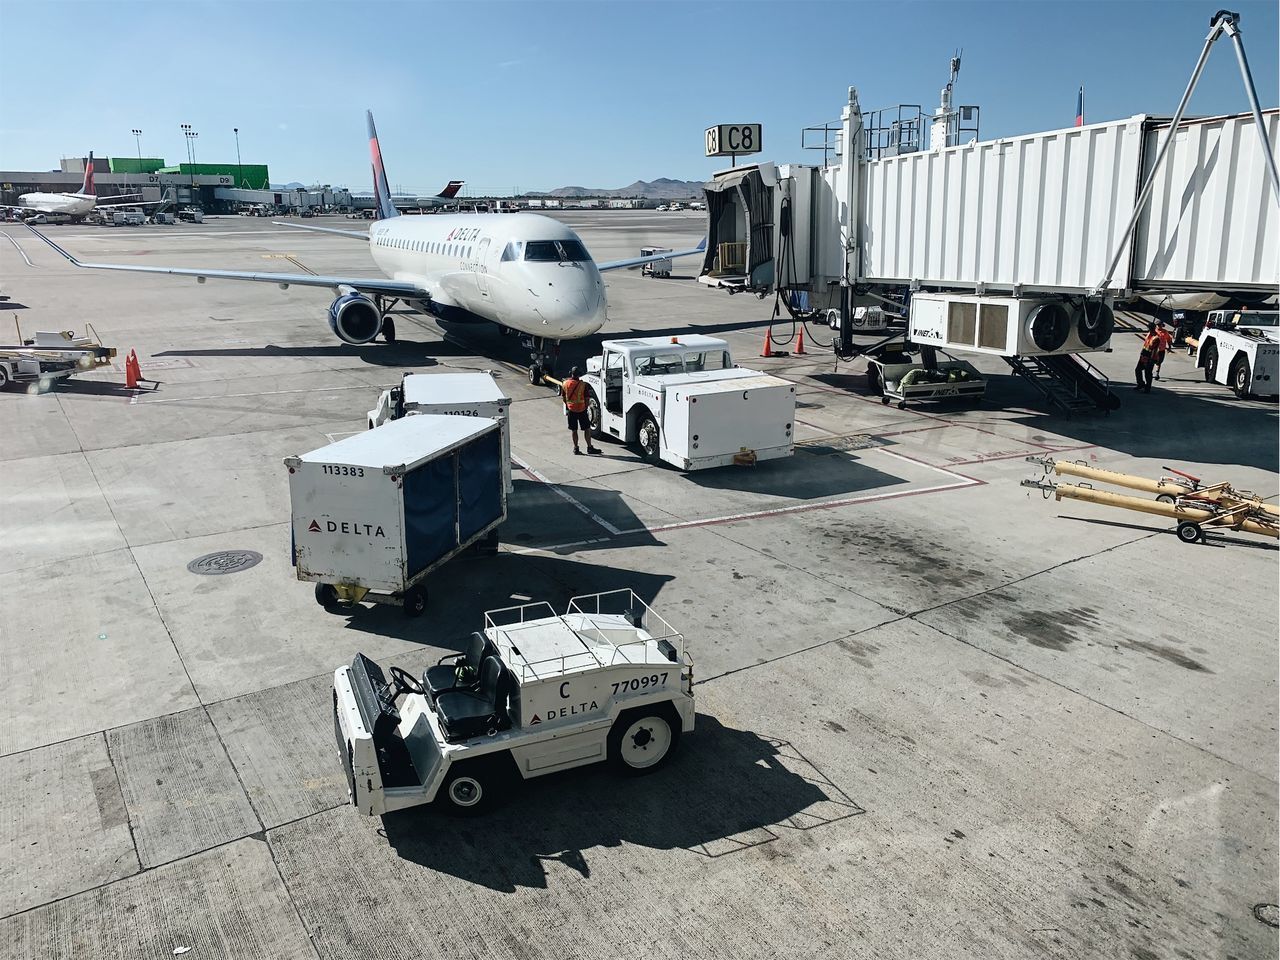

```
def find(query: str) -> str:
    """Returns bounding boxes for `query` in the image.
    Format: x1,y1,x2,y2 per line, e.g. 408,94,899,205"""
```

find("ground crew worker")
561,366,600,455
1135,323,1160,392
1153,322,1173,380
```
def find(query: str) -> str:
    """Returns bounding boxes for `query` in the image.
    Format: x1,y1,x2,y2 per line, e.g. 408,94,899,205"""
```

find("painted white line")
511,454,623,536
506,536,616,555
873,446,981,483
324,430,363,443
136,383,392,405
0,230,35,267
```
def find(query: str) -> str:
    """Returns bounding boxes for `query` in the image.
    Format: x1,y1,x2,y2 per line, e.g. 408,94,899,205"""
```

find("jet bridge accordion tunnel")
701,165,774,290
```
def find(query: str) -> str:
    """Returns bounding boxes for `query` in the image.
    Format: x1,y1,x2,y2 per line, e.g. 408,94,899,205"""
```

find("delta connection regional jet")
27,112,704,379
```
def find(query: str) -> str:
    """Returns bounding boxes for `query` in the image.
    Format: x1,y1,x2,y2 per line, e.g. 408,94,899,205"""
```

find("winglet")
366,111,399,221
697,236,707,252
436,180,465,199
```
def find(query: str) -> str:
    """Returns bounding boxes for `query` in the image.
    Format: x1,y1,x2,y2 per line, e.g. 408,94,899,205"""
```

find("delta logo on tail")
437,180,465,199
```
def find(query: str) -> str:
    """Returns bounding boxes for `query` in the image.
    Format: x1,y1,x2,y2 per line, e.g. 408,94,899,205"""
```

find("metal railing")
482,590,684,682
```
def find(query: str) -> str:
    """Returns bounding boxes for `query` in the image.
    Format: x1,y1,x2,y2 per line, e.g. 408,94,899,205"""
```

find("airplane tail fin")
436,180,465,199
366,111,399,220
81,152,96,196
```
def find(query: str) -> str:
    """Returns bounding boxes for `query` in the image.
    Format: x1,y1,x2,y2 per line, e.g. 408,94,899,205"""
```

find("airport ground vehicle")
176,207,204,223
0,329,116,389
333,589,695,815
285,415,506,616
640,247,673,278
110,210,144,227
367,371,512,492
580,335,795,470
1194,310,1279,398
153,212,177,224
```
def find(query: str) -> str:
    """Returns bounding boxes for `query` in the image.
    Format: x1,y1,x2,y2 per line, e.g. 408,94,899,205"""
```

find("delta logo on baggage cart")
307,518,387,538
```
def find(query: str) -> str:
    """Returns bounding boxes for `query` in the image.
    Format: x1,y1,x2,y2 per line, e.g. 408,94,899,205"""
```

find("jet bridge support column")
835,88,865,360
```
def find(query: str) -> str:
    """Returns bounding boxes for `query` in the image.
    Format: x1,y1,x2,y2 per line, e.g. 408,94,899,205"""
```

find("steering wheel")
388,665,426,697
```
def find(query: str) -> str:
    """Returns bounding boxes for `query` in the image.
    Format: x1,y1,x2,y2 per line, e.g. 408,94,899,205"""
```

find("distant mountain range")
525,178,705,200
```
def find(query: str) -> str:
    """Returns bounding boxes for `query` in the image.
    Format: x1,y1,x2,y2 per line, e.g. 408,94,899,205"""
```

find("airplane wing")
271,221,371,240
597,237,706,272
25,224,425,298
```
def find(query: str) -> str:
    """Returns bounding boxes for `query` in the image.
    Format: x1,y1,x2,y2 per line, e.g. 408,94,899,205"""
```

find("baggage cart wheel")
880,396,890,405
402,586,427,617
608,706,680,776
0,366,10,389
1176,521,1204,545
1156,494,1175,505
315,583,340,610
897,400,907,410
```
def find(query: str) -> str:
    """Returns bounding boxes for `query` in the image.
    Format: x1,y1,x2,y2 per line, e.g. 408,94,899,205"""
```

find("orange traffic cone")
760,327,773,358
125,350,140,389
795,326,806,355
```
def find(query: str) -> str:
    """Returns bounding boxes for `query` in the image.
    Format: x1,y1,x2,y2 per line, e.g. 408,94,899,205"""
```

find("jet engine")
327,292,383,344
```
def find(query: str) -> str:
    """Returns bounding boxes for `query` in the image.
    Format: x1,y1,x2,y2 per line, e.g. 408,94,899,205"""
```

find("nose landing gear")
522,336,561,387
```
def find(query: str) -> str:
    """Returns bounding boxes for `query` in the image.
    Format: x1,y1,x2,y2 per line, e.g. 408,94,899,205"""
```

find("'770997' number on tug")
614,673,668,695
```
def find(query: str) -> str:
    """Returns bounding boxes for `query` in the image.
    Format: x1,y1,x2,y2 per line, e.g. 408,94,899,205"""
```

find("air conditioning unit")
908,293,1114,358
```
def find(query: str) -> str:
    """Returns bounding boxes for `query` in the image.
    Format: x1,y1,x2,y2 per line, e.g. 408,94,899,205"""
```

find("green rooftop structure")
154,162,271,188
108,157,166,174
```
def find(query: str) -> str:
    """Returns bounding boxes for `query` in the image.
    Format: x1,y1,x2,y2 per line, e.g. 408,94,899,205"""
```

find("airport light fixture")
131,128,143,163
233,127,243,189
181,124,199,193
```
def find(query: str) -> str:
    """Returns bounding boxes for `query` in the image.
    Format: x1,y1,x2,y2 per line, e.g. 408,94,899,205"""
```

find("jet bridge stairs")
1004,353,1120,415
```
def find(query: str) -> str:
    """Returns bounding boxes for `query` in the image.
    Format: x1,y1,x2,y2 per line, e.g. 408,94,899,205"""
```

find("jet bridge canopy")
700,163,775,289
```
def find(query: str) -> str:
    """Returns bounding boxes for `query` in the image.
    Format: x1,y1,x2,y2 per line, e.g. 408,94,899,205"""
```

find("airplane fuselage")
18,192,96,217
367,212,607,340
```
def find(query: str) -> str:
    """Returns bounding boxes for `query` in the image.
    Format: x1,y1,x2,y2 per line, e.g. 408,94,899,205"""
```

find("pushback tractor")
332,590,695,815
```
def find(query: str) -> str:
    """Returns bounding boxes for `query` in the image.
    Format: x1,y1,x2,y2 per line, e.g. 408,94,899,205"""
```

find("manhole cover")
1254,904,1279,927
187,550,263,576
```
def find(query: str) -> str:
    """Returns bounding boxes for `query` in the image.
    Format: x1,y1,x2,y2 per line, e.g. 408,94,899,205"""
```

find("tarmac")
0,211,1276,960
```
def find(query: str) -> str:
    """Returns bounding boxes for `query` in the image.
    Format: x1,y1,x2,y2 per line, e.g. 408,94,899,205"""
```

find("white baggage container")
368,372,512,491
285,415,507,615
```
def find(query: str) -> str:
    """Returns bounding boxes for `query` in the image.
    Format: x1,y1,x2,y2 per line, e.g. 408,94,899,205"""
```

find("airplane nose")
536,280,605,336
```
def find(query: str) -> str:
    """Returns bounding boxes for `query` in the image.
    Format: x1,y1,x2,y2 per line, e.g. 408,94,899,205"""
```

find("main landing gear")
523,335,561,386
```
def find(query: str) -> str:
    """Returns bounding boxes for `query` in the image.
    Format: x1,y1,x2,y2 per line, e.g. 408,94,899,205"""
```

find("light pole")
181,124,198,201
233,127,243,188
131,128,143,164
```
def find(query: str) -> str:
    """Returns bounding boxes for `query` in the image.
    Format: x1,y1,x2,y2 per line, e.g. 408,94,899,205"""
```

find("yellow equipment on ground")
1022,457,1279,545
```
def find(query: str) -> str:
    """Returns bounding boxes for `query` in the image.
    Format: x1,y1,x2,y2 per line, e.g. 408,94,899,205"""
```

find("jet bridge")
699,13,1279,354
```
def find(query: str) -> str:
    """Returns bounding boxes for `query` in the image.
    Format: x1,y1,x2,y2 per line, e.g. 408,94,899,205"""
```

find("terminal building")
0,155,351,213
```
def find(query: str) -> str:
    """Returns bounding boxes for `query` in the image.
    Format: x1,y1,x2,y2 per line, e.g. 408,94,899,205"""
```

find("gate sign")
705,124,762,158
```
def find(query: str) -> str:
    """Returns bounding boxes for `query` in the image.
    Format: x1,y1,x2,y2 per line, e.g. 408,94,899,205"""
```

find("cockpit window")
500,240,524,262
524,239,591,262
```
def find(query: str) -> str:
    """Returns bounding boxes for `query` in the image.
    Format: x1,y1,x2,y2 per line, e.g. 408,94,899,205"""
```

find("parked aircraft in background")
15,152,159,221
27,113,703,380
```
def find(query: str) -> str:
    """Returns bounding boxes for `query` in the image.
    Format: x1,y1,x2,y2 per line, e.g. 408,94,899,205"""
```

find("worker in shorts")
1135,323,1160,392
1153,322,1173,380
561,366,600,455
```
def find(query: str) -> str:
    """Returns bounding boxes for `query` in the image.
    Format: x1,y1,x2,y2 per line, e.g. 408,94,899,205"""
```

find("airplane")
16,152,156,221
349,180,466,214
27,112,703,381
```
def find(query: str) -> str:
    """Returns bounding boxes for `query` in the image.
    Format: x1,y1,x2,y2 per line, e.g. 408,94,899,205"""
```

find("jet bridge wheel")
608,705,681,776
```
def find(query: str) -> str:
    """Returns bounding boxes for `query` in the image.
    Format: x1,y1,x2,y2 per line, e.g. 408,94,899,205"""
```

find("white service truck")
1195,310,1279,398
285,414,507,616
580,335,796,470
367,371,512,492
333,589,694,815
0,330,117,390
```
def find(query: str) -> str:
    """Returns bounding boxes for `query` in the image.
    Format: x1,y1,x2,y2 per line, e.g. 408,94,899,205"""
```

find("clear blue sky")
1,0,1276,194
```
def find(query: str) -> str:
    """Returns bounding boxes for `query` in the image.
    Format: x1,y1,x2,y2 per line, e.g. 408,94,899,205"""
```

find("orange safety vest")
562,378,587,413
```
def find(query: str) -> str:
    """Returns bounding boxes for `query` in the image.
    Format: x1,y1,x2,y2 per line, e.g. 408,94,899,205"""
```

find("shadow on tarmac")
380,714,865,892
332,551,673,645
684,448,906,501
